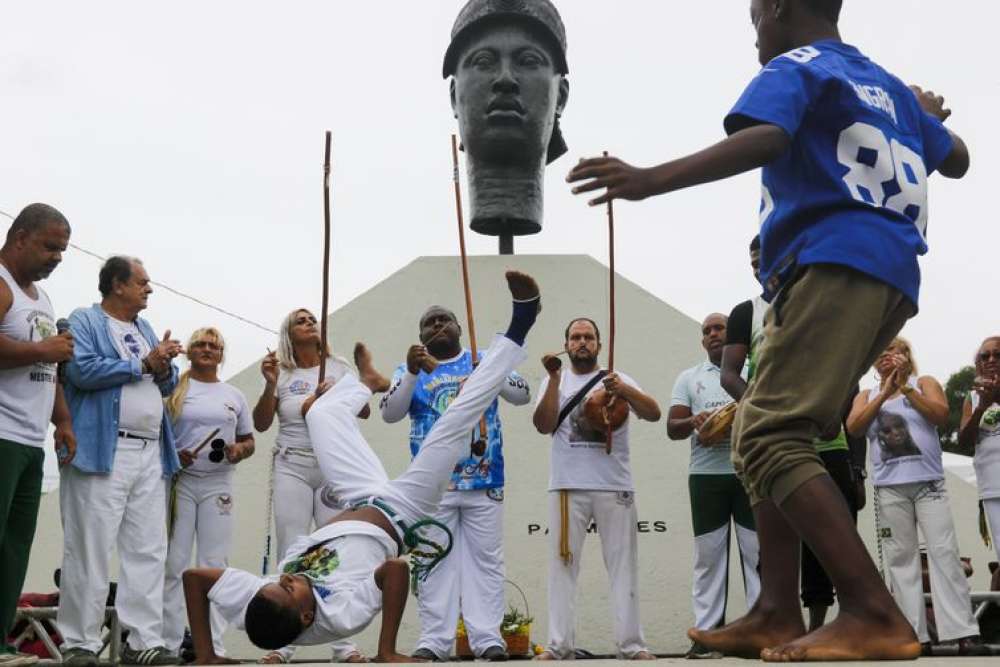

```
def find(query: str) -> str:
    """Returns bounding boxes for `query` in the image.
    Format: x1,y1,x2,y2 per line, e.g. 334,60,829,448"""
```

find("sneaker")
61,648,99,667
478,645,508,662
957,636,992,656
684,641,722,660
121,645,180,666
0,653,39,667
411,648,444,662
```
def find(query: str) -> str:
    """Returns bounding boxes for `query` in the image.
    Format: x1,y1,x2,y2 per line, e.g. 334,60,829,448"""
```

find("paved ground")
272,660,994,666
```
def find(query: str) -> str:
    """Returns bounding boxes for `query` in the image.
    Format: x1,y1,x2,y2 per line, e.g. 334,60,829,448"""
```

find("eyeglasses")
980,350,1000,362
190,341,223,352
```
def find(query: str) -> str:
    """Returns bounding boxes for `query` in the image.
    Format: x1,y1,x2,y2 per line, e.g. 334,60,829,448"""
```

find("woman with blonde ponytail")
251,308,366,664
161,327,255,659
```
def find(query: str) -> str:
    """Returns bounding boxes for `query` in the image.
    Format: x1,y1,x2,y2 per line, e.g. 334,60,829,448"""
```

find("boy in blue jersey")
379,306,530,661
567,0,969,661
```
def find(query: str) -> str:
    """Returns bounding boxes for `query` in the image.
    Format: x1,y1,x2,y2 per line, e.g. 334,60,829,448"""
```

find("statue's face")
451,23,566,166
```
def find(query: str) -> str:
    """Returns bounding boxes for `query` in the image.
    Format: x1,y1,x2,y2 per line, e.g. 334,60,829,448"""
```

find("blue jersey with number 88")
725,40,953,307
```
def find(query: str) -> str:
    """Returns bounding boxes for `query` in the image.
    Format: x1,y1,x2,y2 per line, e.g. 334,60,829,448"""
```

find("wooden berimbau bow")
451,134,490,457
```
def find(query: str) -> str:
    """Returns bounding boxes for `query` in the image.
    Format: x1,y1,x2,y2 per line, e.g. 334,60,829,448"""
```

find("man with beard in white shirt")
532,317,660,661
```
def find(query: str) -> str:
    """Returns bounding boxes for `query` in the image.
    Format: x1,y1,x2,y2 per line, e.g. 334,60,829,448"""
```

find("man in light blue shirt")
57,256,183,667
668,313,759,659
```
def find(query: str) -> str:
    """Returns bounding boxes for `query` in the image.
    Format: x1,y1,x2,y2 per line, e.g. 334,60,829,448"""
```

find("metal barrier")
10,607,120,665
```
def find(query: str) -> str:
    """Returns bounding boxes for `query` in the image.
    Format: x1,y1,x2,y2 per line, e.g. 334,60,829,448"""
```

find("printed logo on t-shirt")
982,407,1000,436
288,380,312,396
486,487,504,503
566,398,618,449
283,539,341,600
874,412,922,464
26,310,57,383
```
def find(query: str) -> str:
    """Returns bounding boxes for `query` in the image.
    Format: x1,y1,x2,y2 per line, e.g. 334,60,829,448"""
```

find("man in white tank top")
0,204,75,667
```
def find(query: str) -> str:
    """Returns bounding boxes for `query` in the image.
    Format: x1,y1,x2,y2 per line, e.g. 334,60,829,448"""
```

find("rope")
559,490,572,565
873,484,887,582
0,207,278,335
261,447,277,574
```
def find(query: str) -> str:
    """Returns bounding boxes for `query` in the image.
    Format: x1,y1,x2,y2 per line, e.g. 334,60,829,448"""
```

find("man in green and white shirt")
669,313,759,658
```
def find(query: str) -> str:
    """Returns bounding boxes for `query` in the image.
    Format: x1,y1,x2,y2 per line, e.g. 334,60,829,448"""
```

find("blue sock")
504,297,539,346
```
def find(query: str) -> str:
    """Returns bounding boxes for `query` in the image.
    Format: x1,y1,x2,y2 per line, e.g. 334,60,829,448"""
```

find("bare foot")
688,606,805,659
505,270,541,308
342,652,369,663
760,608,920,662
629,650,656,660
532,651,557,661
354,342,390,393
257,652,287,664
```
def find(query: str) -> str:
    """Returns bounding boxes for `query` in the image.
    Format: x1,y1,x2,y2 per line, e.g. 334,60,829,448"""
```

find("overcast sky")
2,0,994,392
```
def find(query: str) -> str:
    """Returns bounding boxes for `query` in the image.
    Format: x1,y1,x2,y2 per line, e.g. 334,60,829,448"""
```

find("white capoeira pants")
415,489,506,659
162,471,234,656
691,523,760,630
57,438,168,653
545,490,648,659
876,481,979,643
268,448,359,661
305,334,526,539
688,474,760,630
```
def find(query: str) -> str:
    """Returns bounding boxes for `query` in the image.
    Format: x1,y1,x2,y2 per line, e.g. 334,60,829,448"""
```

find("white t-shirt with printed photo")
208,520,396,644
971,392,1000,500
172,379,253,476
537,369,640,492
106,315,162,438
275,357,353,451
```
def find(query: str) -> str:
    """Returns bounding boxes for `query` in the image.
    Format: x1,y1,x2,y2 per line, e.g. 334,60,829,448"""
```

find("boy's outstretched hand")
909,85,951,122
567,156,652,206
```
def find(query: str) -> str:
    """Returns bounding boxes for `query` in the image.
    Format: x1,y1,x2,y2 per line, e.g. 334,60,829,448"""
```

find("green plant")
500,605,533,636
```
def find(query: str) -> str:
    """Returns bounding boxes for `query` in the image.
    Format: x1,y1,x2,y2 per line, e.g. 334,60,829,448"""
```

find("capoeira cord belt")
559,490,573,565
352,497,454,595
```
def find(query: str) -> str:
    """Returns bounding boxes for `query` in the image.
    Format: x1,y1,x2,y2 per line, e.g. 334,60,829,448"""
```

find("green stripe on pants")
689,474,756,537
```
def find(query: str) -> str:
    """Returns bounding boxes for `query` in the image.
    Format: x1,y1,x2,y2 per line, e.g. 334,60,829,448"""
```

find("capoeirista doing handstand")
181,271,541,664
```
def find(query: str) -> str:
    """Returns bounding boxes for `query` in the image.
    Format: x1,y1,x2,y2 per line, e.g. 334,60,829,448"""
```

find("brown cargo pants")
733,263,914,506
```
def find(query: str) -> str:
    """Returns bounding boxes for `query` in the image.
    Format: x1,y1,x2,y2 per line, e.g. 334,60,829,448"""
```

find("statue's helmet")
443,0,569,164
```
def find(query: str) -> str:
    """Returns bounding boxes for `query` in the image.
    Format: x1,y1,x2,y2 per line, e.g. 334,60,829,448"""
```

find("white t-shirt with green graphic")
972,392,1000,500
209,520,397,644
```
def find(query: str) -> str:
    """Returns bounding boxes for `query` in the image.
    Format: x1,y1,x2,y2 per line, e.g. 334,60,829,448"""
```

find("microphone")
56,318,70,384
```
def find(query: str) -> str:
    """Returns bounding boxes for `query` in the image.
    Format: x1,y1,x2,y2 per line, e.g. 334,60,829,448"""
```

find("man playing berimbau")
531,317,659,660
181,271,540,664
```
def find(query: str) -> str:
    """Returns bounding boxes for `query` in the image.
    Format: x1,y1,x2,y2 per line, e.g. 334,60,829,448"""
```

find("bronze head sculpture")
443,0,570,252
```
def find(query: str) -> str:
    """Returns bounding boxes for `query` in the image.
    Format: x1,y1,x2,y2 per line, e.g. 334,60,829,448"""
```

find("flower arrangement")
455,606,533,656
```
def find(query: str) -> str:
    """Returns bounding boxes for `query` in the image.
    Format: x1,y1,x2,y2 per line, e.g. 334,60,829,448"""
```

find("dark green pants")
0,439,44,651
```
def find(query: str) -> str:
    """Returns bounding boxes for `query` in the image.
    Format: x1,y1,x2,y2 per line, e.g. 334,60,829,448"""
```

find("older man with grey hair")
57,256,184,667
